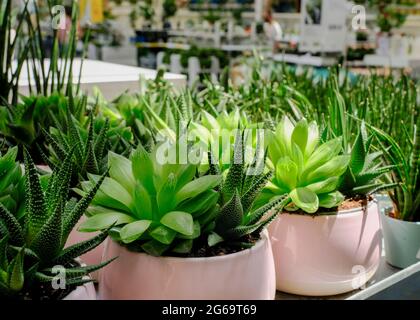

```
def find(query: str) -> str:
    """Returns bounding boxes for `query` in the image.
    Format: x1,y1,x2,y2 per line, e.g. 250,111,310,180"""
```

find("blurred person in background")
263,9,283,53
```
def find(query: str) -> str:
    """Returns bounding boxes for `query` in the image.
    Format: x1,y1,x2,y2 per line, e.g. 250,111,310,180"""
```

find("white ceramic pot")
98,231,275,300
269,200,382,296
381,212,420,269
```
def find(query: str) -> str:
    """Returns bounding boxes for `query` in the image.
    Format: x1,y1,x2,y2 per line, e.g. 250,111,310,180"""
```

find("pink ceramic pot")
98,231,276,300
269,201,382,296
63,280,96,300
66,216,105,279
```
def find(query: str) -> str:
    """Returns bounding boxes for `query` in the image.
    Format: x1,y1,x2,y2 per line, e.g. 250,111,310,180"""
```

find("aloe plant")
0,149,112,299
259,117,350,214
77,144,222,256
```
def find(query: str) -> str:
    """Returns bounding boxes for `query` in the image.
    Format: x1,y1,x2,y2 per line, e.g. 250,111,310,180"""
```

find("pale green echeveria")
261,117,350,214
77,144,222,256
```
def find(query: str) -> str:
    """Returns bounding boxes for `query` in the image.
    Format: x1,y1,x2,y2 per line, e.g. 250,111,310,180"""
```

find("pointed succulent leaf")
241,171,273,213
222,132,244,201
24,149,47,242
79,212,135,232
8,248,24,292
0,203,24,246
53,229,110,265
108,152,135,194
63,171,108,238
30,201,63,261
131,144,156,194
175,175,221,205
216,190,243,233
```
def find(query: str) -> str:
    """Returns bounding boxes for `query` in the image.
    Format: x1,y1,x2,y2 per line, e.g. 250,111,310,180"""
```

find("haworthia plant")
207,132,290,247
0,148,113,299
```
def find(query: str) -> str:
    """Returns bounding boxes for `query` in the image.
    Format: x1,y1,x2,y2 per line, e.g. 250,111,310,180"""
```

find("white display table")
363,54,420,69
17,59,186,100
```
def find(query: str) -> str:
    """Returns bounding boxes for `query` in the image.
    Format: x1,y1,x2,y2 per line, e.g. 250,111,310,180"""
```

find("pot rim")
382,210,420,226
110,230,270,263
281,198,377,218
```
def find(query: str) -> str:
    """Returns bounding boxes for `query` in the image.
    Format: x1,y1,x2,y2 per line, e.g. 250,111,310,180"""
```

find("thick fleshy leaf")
208,232,224,247
306,177,340,194
176,190,219,216
160,211,194,236
172,239,193,254
157,173,177,215
141,240,169,256
289,187,319,213
276,157,298,191
133,183,153,220
131,145,155,194
291,119,308,154
175,175,221,205
8,249,24,292
178,221,201,240
302,137,343,177
216,190,243,233
108,152,135,194
79,212,135,232
149,225,177,244
305,121,319,159
120,220,152,244
88,174,134,212
305,155,350,184
318,192,345,209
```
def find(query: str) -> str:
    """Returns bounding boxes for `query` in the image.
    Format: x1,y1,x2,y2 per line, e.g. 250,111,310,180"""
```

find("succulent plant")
338,121,397,197
0,146,25,217
370,114,420,222
207,132,290,247
259,117,350,214
42,109,132,186
0,149,112,299
77,144,222,256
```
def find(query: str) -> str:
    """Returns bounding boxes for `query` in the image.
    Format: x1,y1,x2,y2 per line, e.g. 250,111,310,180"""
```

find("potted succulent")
0,148,112,300
261,117,391,296
371,116,420,269
42,108,132,268
78,138,287,300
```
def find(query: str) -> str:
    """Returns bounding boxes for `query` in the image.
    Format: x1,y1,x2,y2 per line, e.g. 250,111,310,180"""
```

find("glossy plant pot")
381,212,420,269
98,231,275,300
269,201,382,296
63,280,96,300
66,216,104,279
